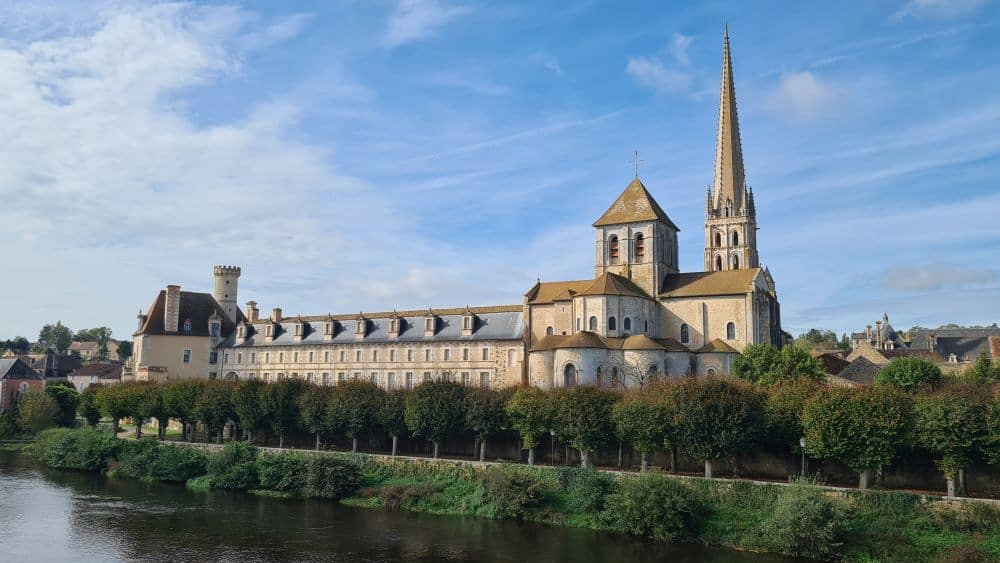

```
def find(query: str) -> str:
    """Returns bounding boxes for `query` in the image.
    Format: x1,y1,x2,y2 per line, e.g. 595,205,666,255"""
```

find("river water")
0,451,796,562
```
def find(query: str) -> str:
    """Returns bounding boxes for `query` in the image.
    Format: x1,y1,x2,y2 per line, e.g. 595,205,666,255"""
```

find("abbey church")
130,28,782,389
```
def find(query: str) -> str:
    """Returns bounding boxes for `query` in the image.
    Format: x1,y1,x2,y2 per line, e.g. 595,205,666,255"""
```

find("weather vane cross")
630,150,644,178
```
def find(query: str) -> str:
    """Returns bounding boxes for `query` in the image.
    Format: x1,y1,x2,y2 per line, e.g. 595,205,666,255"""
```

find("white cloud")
894,0,988,19
626,56,691,95
770,71,839,121
668,33,693,66
383,0,467,48
880,264,997,291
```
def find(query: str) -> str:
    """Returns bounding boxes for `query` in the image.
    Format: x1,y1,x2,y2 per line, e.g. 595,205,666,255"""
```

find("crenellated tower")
704,25,759,272
213,265,241,322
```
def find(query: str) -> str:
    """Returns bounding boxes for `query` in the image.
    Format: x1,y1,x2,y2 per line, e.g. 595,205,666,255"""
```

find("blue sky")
0,0,998,341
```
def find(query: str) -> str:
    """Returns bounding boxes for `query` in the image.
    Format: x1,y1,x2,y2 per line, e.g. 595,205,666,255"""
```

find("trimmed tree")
764,378,821,448
551,385,618,468
985,398,1000,468
162,379,202,442
916,387,987,497
16,389,60,434
96,383,132,435
465,387,509,462
404,380,467,458
672,377,766,477
376,389,408,457
45,382,80,427
802,385,913,489
78,384,103,428
194,380,235,443
299,384,334,450
131,383,165,439
876,357,941,393
264,378,306,448
733,344,824,386
330,380,384,452
505,386,549,465
612,386,671,471
232,379,270,443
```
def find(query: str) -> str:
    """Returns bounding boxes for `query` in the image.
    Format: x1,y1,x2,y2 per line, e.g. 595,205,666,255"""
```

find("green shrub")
32,427,118,471
117,439,208,482
186,475,212,492
932,544,992,563
753,485,844,560
602,474,705,541
557,467,616,513
481,465,545,519
208,441,259,490
0,409,19,438
303,455,361,500
257,452,309,493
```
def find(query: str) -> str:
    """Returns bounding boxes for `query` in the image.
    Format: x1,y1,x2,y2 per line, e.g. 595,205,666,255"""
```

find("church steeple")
712,24,746,215
704,26,759,272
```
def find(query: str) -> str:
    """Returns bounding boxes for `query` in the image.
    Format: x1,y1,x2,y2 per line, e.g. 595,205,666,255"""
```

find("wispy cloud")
383,0,467,48
880,263,997,291
769,71,839,121
893,0,988,19
626,33,693,95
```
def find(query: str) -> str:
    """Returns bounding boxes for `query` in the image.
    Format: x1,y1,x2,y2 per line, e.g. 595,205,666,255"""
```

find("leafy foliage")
602,474,705,541
330,380,384,443
733,344,825,386
916,387,987,478
45,382,80,427
257,451,309,492
550,385,618,462
232,379,270,440
557,467,616,513
38,321,72,353
208,440,259,489
32,427,118,471
764,378,820,447
78,384,103,427
17,389,61,433
303,455,362,499
117,438,208,482
298,384,335,443
464,387,508,440
194,380,235,439
672,377,765,464
877,357,942,393
376,389,408,438
753,484,844,560
404,381,467,450
481,465,546,519
264,378,306,443
161,379,203,428
505,386,550,451
612,385,671,459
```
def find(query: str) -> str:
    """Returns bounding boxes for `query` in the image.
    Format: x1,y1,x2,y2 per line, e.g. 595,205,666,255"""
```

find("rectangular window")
424,349,431,361
390,349,396,362
308,351,313,362
322,372,330,385
279,352,284,362
265,352,270,363
508,349,516,366
480,372,490,388
423,372,432,382
307,372,314,383
370,372,378,384
250,352,256,364
461,372,469,385
481,347,489,361
183,349,191,364
443,349,451,361
324,351,330,362
263,372,270,382
463,348,469,361
387,372,396,389
407,349,414,361
223,352,229,364
405,372,413,389
338,372,345,383
356,350,362,362
353,371,361,380
372,349,379,362
340,350,346,362
293,352,298,362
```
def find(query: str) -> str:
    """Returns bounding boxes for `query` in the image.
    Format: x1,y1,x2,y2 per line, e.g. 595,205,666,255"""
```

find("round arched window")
589,316,598,331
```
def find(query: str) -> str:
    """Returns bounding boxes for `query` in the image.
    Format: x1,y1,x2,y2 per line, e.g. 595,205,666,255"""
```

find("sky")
1,0,998,342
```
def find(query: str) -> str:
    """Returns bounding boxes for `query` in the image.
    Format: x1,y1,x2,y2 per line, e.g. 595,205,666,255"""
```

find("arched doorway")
224,371,239,381
563,364,577,388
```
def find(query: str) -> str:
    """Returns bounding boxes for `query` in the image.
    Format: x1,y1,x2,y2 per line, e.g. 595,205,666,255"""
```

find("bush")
32,427,118,471
208,441,259,490
877,357,942,393
481,465,545,519
0,409,19,438
602,474,705,541
753,485,844,560
557,467,616,513
117,439,208,482
17,389,61,434
45,383,80,427
303,455,361,500
257,451,309,493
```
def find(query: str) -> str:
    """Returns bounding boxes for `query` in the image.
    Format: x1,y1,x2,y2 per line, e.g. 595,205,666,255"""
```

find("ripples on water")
0,452,796,563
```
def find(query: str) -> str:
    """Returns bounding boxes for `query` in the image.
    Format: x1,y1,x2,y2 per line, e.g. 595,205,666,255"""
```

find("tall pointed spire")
712,24,746,215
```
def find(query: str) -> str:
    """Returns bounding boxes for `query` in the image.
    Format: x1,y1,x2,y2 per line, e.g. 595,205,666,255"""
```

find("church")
130,28,782,389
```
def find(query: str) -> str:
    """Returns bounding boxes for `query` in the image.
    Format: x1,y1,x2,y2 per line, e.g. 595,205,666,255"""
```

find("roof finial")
630,149,644,179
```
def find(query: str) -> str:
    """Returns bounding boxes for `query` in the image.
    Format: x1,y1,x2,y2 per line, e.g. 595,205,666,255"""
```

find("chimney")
866,324,872,343
246,301,259,322
875,320,883,350
136,309,147,332
271,307,282,322
165,285,181,333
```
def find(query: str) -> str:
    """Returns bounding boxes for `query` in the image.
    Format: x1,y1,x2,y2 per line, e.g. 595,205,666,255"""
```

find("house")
0,358,44,411
67,362,123,392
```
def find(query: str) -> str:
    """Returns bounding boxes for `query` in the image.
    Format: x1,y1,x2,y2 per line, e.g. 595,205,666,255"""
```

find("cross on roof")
630,150,644,178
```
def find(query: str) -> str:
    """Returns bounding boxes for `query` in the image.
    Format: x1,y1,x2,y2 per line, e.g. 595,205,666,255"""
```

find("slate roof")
659,269,762,298
69,341,99,353
836,357,880,386
224,309,524,348
67,363,123,380
935,337,993,362
909,328,1000,350
592,178,680,230
525,280,595,305
24,353,82,378
815,352,850,376
0,358,43,380
136,290,242,337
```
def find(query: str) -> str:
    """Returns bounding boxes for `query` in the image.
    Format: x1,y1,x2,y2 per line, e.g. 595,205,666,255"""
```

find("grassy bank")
25,428,1000,562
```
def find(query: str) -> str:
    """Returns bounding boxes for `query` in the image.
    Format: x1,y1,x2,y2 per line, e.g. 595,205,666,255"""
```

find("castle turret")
213,265,241,322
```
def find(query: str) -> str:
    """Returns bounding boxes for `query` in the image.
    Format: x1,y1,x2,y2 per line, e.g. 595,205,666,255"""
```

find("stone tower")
704,26,759,272
594,178,680,296
213,265,241,322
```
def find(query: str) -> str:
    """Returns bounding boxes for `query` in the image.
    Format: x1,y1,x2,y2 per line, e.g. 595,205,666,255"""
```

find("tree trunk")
433,441,440,459
479,437,487,463
527,447,534,466
315,433,321,451
946,476,957,498
958,468,967,495
112,418,119,436
733,452,740,478
859,468,874,489
246,430,253,444
705,460,714,478
670,447,678,474
158,419,166,441
352,437,358,453
564,444,570,466
135,418,142,439
279,434,285,448
580,449,590,469
618,440,623,469
392,435,398,457
641,452,649,472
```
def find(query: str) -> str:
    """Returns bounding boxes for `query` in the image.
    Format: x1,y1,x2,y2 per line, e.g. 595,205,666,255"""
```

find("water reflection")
0,452,794,563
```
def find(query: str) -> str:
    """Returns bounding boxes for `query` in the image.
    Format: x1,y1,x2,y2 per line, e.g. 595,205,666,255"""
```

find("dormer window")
461,310,475,336
265,324,274,337
237,325,245,338
325,322,333,335
424,318,434,332
209,321,220,338
356,320,365,335
183,318,192,333
463,316,471,330
294,324,301,336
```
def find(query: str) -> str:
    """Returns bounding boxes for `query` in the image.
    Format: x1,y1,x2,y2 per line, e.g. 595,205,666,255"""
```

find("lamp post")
799,436,807,478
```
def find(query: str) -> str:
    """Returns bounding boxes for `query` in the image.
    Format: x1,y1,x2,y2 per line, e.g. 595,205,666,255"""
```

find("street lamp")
799,436,807,478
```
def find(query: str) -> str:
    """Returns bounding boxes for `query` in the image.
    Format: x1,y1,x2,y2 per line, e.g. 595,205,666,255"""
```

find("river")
0,451,797,562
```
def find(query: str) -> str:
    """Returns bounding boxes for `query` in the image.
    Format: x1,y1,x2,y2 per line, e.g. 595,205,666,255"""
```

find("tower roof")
593,178,679,230
712,25,747,213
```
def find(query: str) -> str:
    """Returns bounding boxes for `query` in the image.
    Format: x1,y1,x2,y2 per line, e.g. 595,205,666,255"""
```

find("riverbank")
26,428,1000,562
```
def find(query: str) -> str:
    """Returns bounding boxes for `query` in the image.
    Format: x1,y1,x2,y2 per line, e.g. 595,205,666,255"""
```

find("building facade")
0,358,44,411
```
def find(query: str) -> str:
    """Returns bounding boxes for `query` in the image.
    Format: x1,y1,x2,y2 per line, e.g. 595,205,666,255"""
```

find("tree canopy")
733,344,825,386
876,357,942,393
38,321,72,353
